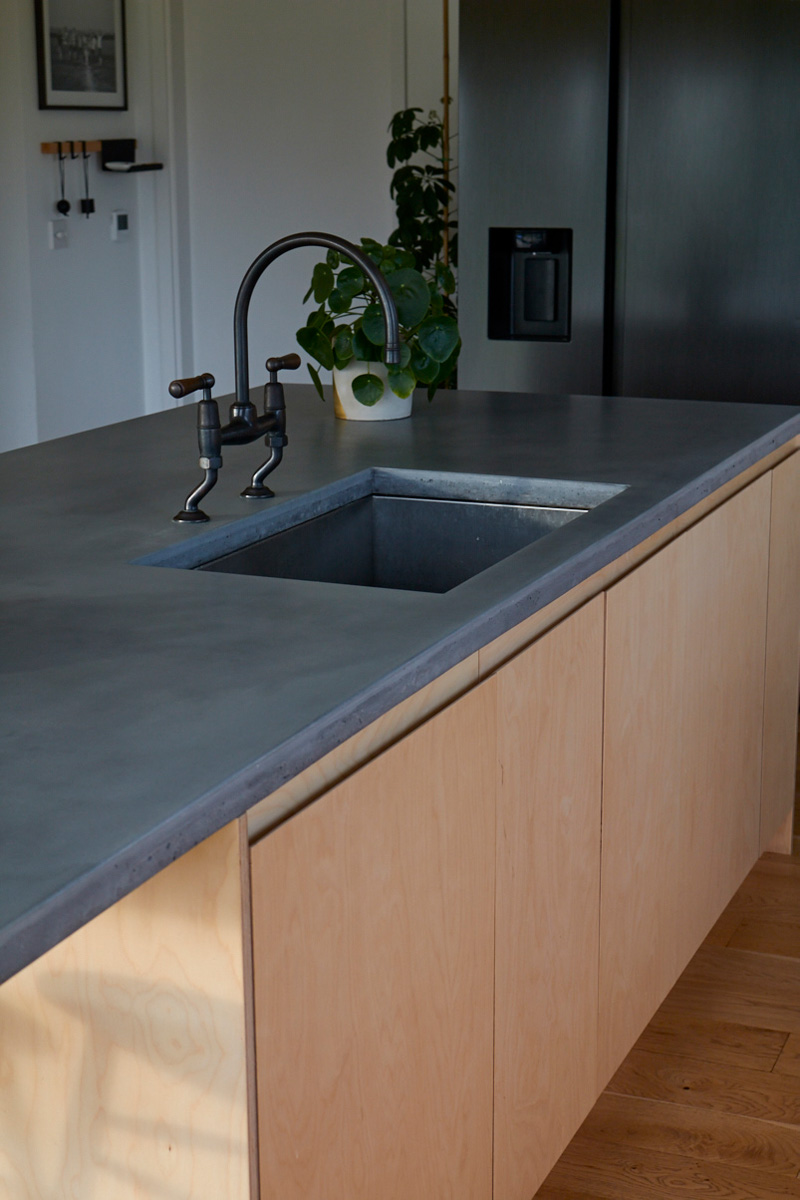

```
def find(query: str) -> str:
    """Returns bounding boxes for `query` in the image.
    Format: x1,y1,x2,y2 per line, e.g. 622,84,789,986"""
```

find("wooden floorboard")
633,1013,788,1072
537,1142,800,1199
535,846,800,1199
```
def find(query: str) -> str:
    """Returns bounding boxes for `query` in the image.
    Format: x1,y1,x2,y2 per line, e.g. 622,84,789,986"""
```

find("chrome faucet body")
172,231,401,523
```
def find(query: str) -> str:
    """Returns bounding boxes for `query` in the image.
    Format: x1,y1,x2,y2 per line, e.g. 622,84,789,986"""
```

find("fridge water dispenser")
488,228,572,341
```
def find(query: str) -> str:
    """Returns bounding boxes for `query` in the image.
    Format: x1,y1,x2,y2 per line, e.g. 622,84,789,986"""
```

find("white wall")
405,0,458,123
0,0,453,451
0,0,39,449
180,0,407,397
0,0,164,449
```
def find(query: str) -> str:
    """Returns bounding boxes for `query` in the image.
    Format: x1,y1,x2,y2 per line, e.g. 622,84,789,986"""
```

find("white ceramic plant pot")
332,360,413,421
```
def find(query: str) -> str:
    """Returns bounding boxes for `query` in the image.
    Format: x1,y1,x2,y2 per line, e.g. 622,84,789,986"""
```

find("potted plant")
385,106,457,278
296,238,459,420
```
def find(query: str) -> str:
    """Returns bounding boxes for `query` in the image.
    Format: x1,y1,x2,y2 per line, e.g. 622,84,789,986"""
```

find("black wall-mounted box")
488,228,572,341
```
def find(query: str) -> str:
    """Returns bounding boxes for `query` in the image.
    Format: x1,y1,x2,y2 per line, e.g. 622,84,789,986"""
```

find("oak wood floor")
535,774,800,1199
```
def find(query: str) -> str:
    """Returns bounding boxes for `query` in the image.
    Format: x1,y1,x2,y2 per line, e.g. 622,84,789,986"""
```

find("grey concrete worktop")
2,384,799,984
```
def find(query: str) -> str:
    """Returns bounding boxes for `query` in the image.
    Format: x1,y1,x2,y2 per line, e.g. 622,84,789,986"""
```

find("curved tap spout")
233,232,402,416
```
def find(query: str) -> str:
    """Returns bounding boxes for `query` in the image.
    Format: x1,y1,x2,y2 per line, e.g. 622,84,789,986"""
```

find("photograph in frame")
35,0,127,110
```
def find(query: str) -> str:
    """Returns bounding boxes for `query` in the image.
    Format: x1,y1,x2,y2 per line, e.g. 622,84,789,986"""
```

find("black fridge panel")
458,0,611,395
459,0,800,405
613,0,800,403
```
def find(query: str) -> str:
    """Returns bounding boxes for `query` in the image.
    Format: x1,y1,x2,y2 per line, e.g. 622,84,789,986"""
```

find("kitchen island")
2,385,800,1198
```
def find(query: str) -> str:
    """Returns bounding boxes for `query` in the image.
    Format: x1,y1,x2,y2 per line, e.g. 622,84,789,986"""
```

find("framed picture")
35,0,127,110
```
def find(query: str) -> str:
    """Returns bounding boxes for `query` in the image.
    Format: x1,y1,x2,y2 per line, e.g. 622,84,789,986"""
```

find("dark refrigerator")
458,0,800,404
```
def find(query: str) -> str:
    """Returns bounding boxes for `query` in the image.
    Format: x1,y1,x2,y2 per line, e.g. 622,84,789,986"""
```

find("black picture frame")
35,0,127,110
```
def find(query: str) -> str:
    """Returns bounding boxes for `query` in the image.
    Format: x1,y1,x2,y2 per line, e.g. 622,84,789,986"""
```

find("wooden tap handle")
168,373,216,399
265,354,301,374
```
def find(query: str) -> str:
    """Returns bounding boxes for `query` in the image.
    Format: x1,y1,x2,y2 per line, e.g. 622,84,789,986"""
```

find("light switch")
48,218,69,250
110,210,130,241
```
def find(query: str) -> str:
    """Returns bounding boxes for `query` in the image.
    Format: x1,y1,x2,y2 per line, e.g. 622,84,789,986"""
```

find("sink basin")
201,492,584,593
164,469,625,595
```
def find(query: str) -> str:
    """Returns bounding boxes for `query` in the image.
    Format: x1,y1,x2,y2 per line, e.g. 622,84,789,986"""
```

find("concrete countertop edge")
2,416,796,985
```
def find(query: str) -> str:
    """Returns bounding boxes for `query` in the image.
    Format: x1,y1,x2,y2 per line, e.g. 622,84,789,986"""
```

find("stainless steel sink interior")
145,469,626,595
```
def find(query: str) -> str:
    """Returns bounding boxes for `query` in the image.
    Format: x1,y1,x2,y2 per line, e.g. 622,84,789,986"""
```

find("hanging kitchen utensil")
80,145,95,217
55,143,70,216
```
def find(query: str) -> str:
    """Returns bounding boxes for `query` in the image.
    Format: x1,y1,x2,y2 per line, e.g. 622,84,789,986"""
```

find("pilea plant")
296,238,459,407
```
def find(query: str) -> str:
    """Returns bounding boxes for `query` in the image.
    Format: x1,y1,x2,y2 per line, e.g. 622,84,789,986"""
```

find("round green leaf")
410,344,440,384
296,323,334,370
360,237,383,263
387,366,416,399
386,268,430,328
312,263,334,303
326,249,340,269
362,303,386,346
327,288,350,315
352,326,377,362
394,249,417,270
308,308,334,333
333,325,354,367
417,314,459,363
337,266,365,301
352,371,385,406
426,339,461,399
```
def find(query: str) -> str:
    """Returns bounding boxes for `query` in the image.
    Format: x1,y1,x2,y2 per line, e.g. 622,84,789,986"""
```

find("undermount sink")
145,469,625,595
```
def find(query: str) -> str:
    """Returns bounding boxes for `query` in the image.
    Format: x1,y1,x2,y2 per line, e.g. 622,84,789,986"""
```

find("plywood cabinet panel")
250,680,496,1200
493,596,605,1200
600,475,771,1086
762,453,800,851
0,823,250,1200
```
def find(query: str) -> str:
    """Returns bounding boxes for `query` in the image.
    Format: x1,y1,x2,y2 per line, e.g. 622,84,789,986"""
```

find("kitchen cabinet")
493,595,605,1200
762,452,800,852
599,473,772,1084
249,680,497,1200
0,823,250,1198
248,598,606,1200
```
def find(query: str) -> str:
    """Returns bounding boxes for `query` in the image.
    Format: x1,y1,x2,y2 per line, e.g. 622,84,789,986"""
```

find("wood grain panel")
762,453,800,851
493,596,605,1200
659,945,800,1034
774,1032,800,1078
600,476,771,1085
608,1049,800,1123
250,681,496,1200
632,1013,788,1072
538,1140,800,1199
707,853,800,932
0,823,250,1200
726,917,800,958
572,1090,800,1175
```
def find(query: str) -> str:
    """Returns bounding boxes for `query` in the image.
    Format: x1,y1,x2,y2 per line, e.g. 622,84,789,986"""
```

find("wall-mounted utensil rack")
40,140,163,173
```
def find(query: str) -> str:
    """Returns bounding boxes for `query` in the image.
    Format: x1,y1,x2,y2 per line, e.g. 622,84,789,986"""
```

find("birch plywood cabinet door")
600,475,771,1085
250,679,496,1200
761,452,800,851
493,596,605,1200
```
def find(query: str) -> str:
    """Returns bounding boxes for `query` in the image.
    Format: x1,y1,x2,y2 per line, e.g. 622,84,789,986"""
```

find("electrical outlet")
48,218,69,250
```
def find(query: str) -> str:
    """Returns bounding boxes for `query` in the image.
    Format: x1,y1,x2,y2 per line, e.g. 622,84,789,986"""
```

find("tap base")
173,508,210,523
241,484,275,499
